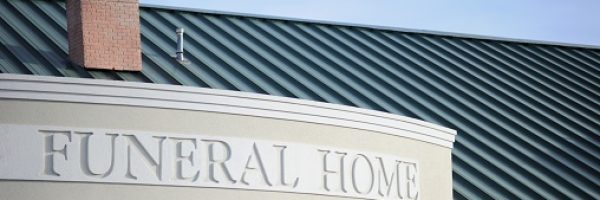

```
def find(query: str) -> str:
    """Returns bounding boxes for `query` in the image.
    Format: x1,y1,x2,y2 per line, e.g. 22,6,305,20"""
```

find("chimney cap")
176,28,184,33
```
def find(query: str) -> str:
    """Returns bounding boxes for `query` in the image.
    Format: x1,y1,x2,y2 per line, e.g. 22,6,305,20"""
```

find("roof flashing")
139,3,600,51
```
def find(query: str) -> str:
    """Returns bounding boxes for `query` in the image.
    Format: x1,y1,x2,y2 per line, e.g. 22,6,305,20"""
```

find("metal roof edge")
140,3,600,51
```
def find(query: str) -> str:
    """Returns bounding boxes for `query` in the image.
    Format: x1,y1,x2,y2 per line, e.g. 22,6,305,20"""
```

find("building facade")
0,0,599,199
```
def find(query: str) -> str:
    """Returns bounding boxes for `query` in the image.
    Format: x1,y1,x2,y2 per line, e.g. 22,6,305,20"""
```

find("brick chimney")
66,0,142,71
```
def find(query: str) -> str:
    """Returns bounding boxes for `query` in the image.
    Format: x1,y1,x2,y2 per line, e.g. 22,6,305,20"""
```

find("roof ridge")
140,3,600,51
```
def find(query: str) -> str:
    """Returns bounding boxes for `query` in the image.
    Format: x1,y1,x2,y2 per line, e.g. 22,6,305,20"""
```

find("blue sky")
140,0,600,46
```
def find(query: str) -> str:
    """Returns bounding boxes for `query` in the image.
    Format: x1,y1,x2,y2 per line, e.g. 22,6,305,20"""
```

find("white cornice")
0,74,457,148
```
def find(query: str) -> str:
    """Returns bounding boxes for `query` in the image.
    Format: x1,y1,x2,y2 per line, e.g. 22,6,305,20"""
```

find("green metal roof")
1,1,599,199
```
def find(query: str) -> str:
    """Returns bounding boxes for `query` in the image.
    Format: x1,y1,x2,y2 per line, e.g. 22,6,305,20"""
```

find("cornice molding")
0,74,457,148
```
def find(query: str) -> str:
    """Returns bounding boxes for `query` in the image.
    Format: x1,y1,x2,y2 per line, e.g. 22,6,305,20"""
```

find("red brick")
67,0,142,71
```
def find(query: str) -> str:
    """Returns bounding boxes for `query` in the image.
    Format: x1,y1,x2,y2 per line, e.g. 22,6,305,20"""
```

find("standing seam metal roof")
0,1,599,199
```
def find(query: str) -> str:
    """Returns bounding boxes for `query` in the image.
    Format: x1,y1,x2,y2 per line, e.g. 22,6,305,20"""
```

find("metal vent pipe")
176,28,184,62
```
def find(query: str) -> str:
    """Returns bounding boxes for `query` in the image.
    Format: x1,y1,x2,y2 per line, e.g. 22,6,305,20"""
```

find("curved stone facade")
0,74,456,200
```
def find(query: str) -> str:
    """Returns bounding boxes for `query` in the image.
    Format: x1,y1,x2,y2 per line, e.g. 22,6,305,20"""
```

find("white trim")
0,74,457,148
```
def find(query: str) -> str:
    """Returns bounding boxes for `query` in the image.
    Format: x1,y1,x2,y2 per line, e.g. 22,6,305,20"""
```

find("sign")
0,124,419,199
